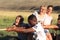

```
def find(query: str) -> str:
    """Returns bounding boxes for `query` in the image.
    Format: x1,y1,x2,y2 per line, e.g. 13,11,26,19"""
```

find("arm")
6,26,35,33
43,25,59,29
14,27,35,33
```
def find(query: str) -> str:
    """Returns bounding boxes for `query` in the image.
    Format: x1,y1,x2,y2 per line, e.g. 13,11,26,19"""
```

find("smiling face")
15,15,24,24
47,5,53,15
47,7,53,14
39,6,47,14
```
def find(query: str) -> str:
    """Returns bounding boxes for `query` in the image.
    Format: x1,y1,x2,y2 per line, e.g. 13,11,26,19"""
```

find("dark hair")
47,5,53,9
58,18,60,20
28,14,37,21
58,14,60,20
58,14,60,18
16,15,24,24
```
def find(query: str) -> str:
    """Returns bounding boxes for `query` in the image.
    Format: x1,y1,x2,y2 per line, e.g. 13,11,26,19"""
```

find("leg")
46,32,53,40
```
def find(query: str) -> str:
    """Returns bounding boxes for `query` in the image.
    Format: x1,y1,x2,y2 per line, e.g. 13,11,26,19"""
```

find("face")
47,7,53,14
40,6,47,14
28,18,37,26
15,17,20,23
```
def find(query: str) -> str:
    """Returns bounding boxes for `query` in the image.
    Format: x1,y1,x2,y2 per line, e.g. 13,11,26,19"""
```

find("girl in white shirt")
33,5,53,40
44,5,53,40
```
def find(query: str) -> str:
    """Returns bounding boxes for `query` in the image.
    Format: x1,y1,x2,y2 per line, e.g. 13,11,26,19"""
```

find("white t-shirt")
32,23,46,40
33,11,40,22
43,14,53,33
32,11,52,33
33,11,47,24
44,15,53,25
33,11,53,25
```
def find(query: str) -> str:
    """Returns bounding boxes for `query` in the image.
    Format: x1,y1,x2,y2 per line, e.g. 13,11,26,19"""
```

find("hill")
0,0,60,10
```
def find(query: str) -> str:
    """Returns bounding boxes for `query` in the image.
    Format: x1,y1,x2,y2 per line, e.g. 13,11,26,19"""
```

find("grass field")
0,0,60,40
0,10,59,40
0,11,33,40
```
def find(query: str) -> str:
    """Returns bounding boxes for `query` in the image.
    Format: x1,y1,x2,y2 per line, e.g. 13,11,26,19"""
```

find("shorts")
44,29,49,33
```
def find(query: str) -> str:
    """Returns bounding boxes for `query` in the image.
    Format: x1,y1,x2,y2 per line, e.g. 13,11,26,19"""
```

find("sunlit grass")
0,10,59,27
0,10,59,40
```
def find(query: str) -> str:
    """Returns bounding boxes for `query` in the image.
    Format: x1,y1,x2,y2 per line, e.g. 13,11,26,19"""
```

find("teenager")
44,5,53,40
6,14,46,40
7,15,29,40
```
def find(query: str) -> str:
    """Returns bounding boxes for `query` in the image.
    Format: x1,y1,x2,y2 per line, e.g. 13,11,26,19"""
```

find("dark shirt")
13,23,30,40
57,24,60,28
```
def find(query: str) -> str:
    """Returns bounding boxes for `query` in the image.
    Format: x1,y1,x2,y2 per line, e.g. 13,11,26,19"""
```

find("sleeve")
32,23,43,32
33,11,38,16
24,24,30,28
32,11,39,22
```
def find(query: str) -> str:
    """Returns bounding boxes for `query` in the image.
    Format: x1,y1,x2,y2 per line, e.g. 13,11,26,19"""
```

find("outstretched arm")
14,27,35,33
6,26,35,33
43,25,59,29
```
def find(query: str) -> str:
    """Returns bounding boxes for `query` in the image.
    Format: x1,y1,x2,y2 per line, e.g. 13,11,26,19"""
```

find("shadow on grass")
0,33,60,40
0,35,18,40
51,33,60,40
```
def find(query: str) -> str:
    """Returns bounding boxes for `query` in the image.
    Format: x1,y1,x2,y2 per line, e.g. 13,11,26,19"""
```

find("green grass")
0,10,59,40
0,11,32,40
